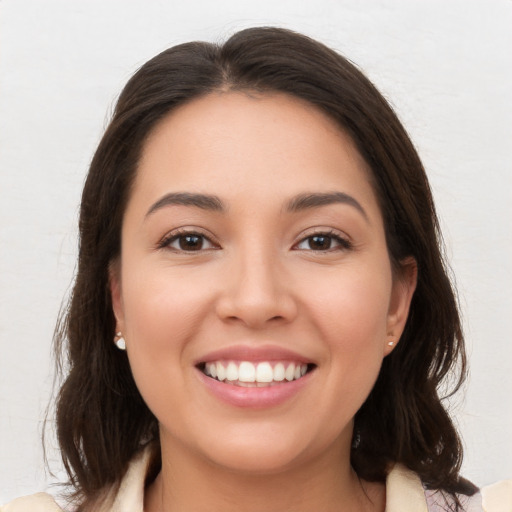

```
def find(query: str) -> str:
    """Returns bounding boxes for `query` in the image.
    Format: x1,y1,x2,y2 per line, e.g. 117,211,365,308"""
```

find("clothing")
2,449,511,511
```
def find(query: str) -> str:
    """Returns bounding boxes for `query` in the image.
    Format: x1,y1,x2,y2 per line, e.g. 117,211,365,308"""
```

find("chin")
206,443,307,475
191,422,337,476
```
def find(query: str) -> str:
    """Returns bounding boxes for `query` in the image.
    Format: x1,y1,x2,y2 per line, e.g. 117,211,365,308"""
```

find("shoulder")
387,464,512,512
1,493,64,512
482,479,512,511
1,447,152,512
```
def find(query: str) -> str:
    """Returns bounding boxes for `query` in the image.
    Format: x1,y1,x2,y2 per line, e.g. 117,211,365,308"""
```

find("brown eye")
295,232,352,252
162,232,217,252
178,234,204,251
308,235,332,250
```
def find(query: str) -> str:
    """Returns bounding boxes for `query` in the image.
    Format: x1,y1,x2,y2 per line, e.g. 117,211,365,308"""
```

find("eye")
159,230,218,252
295,232,352,251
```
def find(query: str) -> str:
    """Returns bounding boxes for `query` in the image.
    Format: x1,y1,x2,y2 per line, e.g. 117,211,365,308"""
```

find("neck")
144,435,385,512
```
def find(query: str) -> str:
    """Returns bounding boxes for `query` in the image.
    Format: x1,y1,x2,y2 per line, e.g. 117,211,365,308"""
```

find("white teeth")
256,362,273,383
285,363,295,381
208,362,217,378
226,362,238,381
203,361,309,384
216,362,226,381
273,363,285,381
238,361,256,382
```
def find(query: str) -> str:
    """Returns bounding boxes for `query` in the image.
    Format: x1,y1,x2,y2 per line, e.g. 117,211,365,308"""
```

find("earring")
387,341,394,347
114,331,126,351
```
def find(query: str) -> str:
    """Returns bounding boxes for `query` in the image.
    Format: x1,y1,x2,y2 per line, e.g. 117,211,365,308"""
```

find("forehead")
131,91,379,217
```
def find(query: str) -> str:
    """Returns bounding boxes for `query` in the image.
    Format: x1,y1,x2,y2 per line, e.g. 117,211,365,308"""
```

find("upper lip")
195,344,314,365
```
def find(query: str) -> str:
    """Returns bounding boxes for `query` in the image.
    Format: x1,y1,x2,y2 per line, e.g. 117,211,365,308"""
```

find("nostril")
214,275,298,328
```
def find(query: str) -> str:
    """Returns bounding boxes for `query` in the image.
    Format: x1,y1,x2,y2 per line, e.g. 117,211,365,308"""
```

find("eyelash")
293,230,353,252
157,229,353,253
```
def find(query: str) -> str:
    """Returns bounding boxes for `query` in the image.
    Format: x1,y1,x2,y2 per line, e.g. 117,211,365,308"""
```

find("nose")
215,246,298,329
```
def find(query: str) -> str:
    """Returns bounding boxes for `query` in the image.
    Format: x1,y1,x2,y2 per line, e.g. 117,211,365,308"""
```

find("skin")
111,91,417,512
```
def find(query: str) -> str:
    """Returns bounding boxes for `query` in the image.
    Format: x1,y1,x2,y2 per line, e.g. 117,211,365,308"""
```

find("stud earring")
387,341,394,347
114,331,126,351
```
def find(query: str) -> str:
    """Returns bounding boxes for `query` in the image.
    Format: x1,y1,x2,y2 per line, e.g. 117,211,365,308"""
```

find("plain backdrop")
1,0,511,504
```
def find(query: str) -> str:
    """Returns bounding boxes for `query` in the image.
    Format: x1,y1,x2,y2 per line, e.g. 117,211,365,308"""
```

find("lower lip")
196,369,313,408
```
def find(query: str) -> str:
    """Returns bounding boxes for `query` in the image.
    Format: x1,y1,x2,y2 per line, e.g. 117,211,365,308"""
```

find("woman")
2,27,510,511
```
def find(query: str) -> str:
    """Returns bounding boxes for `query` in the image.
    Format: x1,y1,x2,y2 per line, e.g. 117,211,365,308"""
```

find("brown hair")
54,26,476,507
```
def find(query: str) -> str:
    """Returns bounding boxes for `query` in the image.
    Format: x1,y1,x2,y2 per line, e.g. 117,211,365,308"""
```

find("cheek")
308,267,391,344
122,264,212,342
304,266,391,394
120,267,212,397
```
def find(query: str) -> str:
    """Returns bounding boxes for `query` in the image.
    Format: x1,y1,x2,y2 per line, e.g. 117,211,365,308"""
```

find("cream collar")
109,449,432,512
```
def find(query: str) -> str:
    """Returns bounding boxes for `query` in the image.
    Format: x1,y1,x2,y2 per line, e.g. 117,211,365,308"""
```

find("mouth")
197,360,316,387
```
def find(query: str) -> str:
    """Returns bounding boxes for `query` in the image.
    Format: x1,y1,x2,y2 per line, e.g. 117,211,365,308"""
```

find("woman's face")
111,92,416,474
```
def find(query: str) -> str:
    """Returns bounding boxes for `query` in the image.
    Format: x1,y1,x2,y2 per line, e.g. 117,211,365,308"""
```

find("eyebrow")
145,190,368,221
285,192,368,221
146,192,225,217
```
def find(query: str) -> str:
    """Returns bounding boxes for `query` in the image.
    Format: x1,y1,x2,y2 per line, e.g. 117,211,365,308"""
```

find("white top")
2,449,511,511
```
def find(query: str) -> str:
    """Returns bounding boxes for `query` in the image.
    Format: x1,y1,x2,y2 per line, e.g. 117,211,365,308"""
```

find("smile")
201,360,311,387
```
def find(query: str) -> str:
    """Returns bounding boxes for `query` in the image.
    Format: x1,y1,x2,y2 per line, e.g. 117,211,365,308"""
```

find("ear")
385,256,417,355
109,260,125,333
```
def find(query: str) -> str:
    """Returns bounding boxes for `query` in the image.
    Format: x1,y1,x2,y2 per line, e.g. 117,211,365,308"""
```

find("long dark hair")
54,26,475,507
